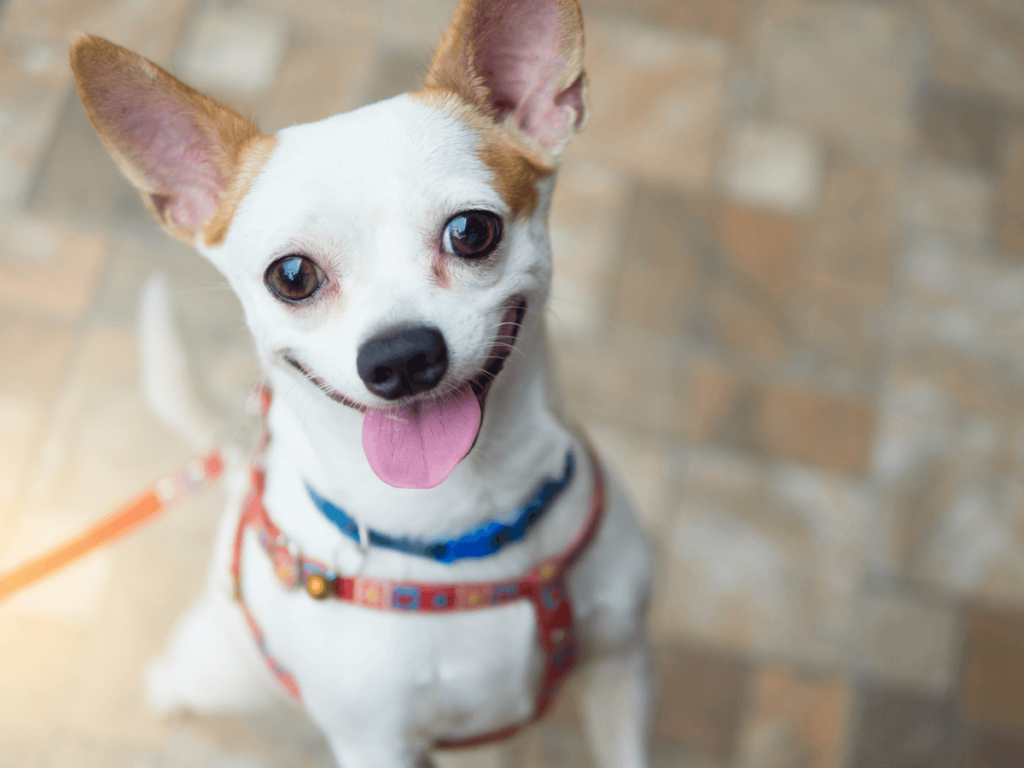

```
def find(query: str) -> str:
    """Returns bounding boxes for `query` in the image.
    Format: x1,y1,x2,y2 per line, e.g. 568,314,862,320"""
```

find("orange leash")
0,449,225,603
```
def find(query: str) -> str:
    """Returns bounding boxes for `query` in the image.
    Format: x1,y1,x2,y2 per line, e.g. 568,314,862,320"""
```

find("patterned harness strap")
230,428,605,748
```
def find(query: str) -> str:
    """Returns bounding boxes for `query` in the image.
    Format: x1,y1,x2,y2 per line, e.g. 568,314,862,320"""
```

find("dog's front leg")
432,743,510,768
145,586,286,715
578,642,653,768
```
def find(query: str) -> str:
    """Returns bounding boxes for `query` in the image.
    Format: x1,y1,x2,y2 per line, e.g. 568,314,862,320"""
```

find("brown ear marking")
415,0,587,218
69,34,276,246
201,135,277,247
415,88,551,217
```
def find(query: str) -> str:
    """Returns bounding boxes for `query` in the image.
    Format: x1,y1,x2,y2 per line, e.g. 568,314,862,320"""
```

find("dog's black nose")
357,325,449,400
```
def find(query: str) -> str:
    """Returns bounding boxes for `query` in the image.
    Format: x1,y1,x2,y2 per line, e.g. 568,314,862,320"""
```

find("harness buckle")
272,535,302,590
305,571,336,600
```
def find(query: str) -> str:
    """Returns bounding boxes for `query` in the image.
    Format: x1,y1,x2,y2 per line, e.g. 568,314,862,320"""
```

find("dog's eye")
443,211,502,259
265,256,324,303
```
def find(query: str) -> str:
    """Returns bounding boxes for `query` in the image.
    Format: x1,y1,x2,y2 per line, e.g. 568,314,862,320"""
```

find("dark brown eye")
265,255,324,303
443,211,502,258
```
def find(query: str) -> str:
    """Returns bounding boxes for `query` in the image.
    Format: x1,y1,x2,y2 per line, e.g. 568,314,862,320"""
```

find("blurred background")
2,0,1024,765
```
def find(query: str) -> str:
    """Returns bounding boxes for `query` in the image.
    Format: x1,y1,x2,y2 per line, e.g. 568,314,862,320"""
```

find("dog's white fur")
77,3,654,765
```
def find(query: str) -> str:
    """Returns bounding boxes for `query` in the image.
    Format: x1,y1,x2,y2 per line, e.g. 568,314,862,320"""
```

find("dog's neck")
261,313,576,538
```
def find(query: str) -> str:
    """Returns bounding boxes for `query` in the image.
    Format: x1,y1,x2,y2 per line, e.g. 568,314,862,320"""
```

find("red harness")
231,436,605,748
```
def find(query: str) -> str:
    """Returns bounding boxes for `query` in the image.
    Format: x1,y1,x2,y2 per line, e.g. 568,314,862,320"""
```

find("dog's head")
71,0,587,490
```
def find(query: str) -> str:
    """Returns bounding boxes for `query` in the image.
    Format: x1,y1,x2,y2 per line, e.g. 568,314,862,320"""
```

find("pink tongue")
361,388,482,489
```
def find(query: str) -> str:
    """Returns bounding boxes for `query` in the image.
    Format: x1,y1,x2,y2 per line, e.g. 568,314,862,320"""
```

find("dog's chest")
239,535,546,738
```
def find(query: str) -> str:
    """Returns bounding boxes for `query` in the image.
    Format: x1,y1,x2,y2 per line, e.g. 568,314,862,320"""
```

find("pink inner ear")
91,71,224,229
471,0,582,150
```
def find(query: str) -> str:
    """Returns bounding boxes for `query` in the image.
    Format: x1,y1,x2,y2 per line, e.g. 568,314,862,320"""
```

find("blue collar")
305,451,575,564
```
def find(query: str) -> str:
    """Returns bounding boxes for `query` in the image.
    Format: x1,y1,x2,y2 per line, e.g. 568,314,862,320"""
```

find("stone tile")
654,645,747,759
549,158,630,340
554,334,688,438
649,744,727,768
758,1,918,152
585,424,672,536
21,327,195,527
705,285,787,360
659,0,746,39
539,676,579,730
965,726,1024,768
2,0,192,63
47,740,150,768
611,183,710,335
699,207,802,362
804,162,899,292
261,35,375,131
238,709,342,767
0,736,44,768
522,721,589,768
787,160,898,384
435,735,528,768
570,15,727,190
657,451,879,663
0,214,110,322
173,708,339,767
855,591,961,694
361,0,461,51
177,4,289,99
62,494,224,749
246,0,380,44
28,95,137,223
718,122,824,214
921,0,1024,108
997,129,1024,256
0,316,74,525
0,395,43,526
362,45,432,105
871,371,1024,600
918,83,1009,172
90,226,221,330
686,360,751,448
584,0,747,38
0,38,72,213
50,723,325,768
0,614,88,753
92,226,256,416
788,280,888,389
879,225,1024,600
892,229,1024,383
717,205,801,310
904,162,994,240
960,605,1024,730
848,686,964,768
735,667,849,768
755,384,876,473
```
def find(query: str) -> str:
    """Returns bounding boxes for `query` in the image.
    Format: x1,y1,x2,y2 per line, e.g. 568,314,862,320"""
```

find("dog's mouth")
284,356,368,412
283,297,527,489
469,297,527,407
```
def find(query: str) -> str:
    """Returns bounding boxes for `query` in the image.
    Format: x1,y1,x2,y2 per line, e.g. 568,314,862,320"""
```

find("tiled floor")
2,0,1024,765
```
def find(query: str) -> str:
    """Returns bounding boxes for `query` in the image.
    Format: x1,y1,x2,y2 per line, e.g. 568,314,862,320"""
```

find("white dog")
70,0,653,765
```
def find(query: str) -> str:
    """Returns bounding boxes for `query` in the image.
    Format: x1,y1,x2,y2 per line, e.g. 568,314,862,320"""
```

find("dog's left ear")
69,34,272,247
424,0,587,157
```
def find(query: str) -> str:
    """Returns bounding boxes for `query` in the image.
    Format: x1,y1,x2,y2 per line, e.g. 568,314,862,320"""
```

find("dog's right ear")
424,0,587,159
70,35,273,247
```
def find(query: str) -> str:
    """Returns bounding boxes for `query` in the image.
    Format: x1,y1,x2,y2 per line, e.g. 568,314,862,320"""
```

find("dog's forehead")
234,96,502,243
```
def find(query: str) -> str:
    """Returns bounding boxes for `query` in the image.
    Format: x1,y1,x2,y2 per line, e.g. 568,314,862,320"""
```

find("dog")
70,0,653,765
